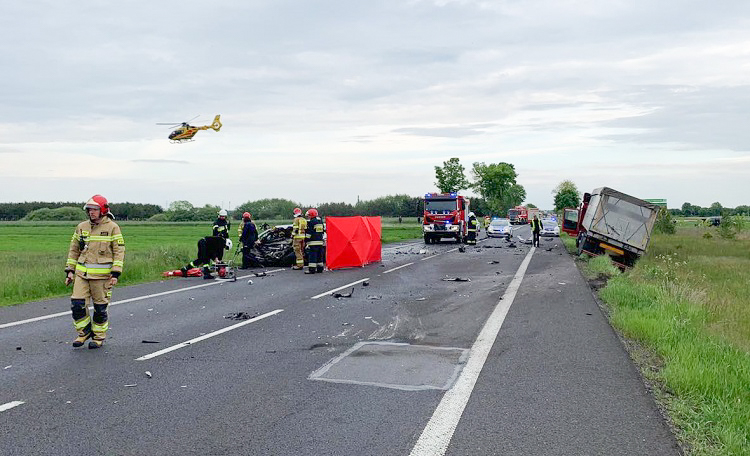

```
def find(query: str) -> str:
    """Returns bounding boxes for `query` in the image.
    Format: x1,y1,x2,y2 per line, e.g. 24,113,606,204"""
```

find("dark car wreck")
243,225,326,268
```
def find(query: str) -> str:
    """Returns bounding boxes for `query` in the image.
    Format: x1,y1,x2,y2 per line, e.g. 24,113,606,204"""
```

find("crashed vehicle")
243,224,326,268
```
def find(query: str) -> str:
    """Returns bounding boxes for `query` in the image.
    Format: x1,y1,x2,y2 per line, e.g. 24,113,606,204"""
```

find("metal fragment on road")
247,279,254,284
442,276,471,282
145,371,152,378
367,295,382,300
124,384,137,387
332,288,354,298
141,340,160,344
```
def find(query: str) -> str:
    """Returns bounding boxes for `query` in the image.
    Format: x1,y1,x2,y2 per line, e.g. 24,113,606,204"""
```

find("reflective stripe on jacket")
292,216,307,240
66,218,125,279
306,217,324,246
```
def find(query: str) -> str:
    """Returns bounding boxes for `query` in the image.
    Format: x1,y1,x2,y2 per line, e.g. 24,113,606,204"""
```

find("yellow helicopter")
156,115,222,143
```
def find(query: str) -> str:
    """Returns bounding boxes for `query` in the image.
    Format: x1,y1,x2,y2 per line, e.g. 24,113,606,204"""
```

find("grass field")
0,219,422,306
570,225,750,455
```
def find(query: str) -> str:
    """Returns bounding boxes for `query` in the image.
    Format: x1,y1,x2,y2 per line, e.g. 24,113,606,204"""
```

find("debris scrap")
145,371,153,379
141,340,160,344
487,260,500,264
124,384,137,388
253,272,268,277
442,276,471,282
224,312,257,320
332,288,354,299
366,295,382,300
362,281,370,287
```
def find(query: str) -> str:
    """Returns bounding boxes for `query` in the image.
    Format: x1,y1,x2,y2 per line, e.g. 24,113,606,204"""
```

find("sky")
1,0,749,210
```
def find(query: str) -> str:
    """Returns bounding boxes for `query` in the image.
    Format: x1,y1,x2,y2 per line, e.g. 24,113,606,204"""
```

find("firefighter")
531,214,541,247
305,208,325,274
64,195,125,349
466,212,478,245
182,236,232,279
237,211,247,239
239,212,258,269
213,209,231,239
484,215,491,232
291,207,307,270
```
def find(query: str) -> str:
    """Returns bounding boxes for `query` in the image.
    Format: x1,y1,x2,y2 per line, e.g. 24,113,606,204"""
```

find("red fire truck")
507,205,528,224
422,192,471,244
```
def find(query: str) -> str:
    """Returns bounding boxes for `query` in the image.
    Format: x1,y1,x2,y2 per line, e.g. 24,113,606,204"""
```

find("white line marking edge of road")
135,309,284,361
409,246,536,456
0,401,25,412
0,269,287,330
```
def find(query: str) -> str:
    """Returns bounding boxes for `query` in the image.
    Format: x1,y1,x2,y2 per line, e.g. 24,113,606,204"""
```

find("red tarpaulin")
326,216,382,270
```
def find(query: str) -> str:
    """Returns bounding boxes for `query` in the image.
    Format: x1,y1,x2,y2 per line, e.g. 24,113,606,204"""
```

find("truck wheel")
576,235,585,256
424,235,430,244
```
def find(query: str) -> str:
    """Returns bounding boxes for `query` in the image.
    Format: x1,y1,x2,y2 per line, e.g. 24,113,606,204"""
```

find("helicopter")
156,115,222,143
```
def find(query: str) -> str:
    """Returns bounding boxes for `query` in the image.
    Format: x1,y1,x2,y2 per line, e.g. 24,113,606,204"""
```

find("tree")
434,158,470,193
709,202,723,217
471,162,525,214
552,180,581,212
681,202,693,216
526,203,537,208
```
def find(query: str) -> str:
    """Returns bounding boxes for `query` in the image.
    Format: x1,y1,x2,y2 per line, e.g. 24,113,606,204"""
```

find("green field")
0,219,422,306
571,224,750,455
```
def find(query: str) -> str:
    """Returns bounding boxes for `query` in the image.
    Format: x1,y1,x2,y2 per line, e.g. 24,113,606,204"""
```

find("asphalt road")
1,227,681,456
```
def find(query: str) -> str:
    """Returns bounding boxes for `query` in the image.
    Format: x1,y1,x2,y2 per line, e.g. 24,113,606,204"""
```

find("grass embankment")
0,220,422,307
573,225,750,455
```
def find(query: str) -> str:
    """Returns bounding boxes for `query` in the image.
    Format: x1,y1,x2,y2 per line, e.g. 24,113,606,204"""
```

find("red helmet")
242,212,251,219
305,208,318,218
293,207,302,217
83,194,109,215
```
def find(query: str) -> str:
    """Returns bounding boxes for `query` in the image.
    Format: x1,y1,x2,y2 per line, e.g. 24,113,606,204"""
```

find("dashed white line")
0,401,25,412
420,254,441,261
383,241,423,251
0,269,286,330
410,246,536,456
135,309,284,361
382,262,414,274
310,278,371,299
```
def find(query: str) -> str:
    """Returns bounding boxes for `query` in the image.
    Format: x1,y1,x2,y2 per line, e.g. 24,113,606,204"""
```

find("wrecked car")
243,224,326,268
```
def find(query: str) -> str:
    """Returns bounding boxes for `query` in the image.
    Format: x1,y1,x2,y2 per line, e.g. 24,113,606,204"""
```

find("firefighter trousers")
307,245,324,273
70,277,112,335
293,239,305,267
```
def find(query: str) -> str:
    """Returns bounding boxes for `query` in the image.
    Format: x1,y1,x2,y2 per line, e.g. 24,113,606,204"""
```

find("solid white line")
0,269,286,330
410,246,536,456
382,262,414,274
446,248,459,253
310,278,371,300
0,401,25,412
135,309,284,361
420,254,441,261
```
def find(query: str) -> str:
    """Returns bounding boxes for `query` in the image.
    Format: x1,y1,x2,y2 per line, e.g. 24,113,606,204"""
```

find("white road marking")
383,241,423,251
135,309,284,361
382,262,414,274
446,248,459,253
420,254,441,261
409,246,536,456
0,269,286,330
310,278,371,300
0,401,25,412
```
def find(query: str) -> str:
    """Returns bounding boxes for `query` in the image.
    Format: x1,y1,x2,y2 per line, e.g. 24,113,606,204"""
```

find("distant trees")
471,162,526,215
434,158,470,193
672,202,748,217
22,207,85,221
552,180,581,212
0,201,162,221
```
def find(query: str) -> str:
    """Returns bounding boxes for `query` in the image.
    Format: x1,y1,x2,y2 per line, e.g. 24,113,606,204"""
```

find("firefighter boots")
72,326,92,348
88,333,106,349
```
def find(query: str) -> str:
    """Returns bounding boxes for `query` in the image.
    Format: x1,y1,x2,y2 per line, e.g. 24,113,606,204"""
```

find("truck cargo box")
581,187,658,254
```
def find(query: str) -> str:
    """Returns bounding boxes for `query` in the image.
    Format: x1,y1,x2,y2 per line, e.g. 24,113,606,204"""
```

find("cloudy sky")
2,0,749,210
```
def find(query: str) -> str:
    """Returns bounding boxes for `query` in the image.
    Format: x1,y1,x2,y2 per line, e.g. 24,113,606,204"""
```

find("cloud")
131,159,189,165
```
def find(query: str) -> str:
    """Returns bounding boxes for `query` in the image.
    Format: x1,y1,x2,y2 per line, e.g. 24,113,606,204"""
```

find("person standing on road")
466,212,478,245
64,195,125,349
531,214,541,247
291,207,307,270
239,212,258,269
305,208,325,274
213,209,231,239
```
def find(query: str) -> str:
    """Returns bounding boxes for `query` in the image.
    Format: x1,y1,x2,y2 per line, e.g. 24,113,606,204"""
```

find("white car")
487,218,513,237
540,219,560,236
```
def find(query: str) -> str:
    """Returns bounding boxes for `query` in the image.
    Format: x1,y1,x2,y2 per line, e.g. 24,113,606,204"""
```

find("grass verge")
572,226,750,455
0,221,423,306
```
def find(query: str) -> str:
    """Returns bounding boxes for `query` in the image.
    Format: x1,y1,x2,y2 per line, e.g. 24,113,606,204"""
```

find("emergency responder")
466,212,478,245
483,215,491,232
213,209,231,239
305,208,325,274
181,236,232,279
239,212,258,269
64,195,125,349
531,214,541,247
237,212,246,239
291,207,307,270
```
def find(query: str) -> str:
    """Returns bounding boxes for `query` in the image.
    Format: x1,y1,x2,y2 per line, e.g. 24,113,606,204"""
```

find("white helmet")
224,238,233,250
218,209,228,217
469,212,475,217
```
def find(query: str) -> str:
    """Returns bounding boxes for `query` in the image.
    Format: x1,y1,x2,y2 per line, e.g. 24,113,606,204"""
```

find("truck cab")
422,192,470,244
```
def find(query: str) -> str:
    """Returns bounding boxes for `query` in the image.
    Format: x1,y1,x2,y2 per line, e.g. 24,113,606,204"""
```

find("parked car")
540,219,560,237
487,218,513,237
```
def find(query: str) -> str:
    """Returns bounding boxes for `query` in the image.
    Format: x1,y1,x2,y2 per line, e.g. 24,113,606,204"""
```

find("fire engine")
507,205,528,224
422,192,471,244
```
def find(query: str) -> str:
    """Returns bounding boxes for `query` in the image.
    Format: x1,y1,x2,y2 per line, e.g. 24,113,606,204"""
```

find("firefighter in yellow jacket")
291,207,307,270
64,195,125,349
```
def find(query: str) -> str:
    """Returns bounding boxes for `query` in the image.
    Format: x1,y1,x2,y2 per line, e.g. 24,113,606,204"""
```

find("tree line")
671,202,749,217
0,202,163,221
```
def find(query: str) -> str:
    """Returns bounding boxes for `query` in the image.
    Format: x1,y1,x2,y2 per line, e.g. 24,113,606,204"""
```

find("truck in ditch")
561,187,658,268
422,192,470,244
